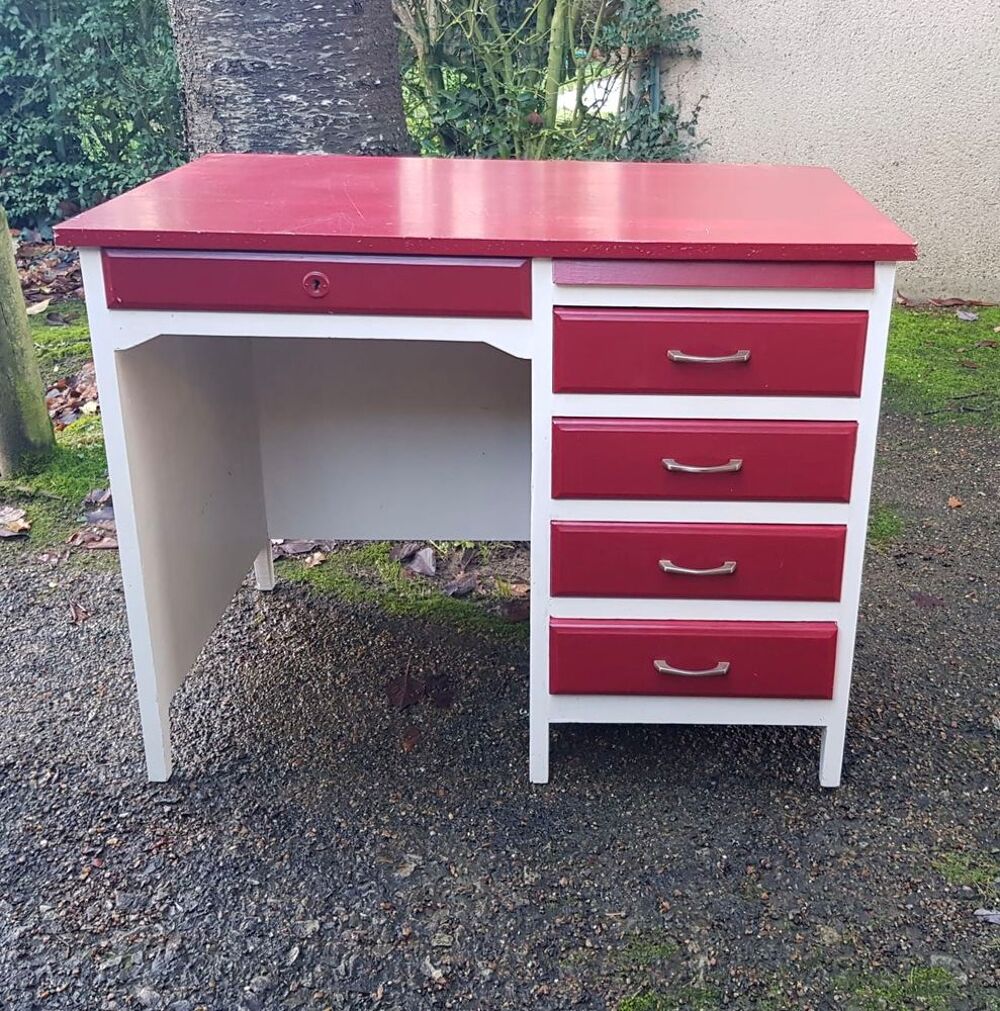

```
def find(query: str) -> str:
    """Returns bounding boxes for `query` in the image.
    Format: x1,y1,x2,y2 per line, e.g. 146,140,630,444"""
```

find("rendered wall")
670,1,1000,299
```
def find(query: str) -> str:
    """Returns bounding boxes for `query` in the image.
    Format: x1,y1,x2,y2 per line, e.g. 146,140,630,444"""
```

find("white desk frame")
80,252,895,785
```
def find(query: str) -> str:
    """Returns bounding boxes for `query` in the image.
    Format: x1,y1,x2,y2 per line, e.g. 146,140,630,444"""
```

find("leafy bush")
0,0,185,224
395,0,703,161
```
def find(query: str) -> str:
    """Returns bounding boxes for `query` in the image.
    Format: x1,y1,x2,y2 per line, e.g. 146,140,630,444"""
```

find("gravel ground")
1,411,998,1011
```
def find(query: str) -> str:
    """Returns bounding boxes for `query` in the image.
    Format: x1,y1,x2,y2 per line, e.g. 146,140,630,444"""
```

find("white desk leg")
254,546,276,591
819,723,846,788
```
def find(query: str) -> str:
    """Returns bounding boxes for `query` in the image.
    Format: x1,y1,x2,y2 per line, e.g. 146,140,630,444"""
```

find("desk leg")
254,546,276,591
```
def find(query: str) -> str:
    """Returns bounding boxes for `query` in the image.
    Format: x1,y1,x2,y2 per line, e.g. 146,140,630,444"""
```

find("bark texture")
165,0,411,156
0,208,54,477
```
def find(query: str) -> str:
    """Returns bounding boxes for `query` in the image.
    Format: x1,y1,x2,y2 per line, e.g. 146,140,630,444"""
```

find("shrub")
0,0,185,224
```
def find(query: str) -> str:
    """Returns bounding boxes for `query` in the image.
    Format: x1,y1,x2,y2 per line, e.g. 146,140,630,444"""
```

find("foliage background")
0,0,701,224
0,0,185,224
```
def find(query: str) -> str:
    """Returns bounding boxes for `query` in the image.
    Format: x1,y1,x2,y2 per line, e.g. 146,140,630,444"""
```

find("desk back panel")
253,338,532,540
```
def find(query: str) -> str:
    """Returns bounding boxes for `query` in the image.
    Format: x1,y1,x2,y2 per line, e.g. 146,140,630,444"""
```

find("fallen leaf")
426,673,454,708
68,600,90,624
386,663,424,708
401,725,421,752
974,908,1000,925
993,325,1000,333
959,359,981,369
66,528,118,550
25,297,51,316
83,488,112,508
271,539,327,558
0,505,30,538
909,591,945,609
389,540,423,563
973,339,999,349
947,495,963,509
45,312,70,326
303,550,327,568
895,290,914,306
956,310,979,322
407,546,436,577
443,572,477,597
501,597,530,623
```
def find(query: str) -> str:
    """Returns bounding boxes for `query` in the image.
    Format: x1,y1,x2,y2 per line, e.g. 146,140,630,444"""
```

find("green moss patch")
618,986,719,1011
886,306,1000,422
836,966,959,1011
280,542,528,641
867,504,904,551
28,299,92,379
934,850,1000,898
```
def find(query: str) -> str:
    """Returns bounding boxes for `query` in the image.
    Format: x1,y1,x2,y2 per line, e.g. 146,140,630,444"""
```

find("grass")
618,986,719,1011
280,542,527,641
933,850,1000,899
836,967,959,1011
618,934,681,968
885,305,1000,422
867,504,904,551
28,299,91,379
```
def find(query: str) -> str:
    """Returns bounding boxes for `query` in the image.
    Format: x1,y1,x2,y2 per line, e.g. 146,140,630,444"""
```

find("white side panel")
115,334,268,689
254,338,531,540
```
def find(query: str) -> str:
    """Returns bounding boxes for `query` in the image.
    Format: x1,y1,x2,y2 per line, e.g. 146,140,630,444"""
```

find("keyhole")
302,270,330,298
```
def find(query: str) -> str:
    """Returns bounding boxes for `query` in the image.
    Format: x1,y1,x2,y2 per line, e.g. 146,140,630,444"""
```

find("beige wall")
669,1,1000,299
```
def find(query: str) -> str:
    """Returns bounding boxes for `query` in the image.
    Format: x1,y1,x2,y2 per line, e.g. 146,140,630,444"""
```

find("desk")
56,155,917,785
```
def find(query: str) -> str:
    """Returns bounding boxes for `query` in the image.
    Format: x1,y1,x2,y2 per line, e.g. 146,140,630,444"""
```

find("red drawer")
551,419,857,502
549,619,837,699
550,522,846,601
101,249,532,318
552,308,867,396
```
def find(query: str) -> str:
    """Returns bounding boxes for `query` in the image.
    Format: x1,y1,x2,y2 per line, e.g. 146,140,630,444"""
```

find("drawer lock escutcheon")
658,559,737,576
653,660,731,677
666,349,751,364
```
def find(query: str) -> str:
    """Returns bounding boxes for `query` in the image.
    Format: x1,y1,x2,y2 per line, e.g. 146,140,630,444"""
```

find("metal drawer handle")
654,660,731,677
659,559,737,576
667,349,751,364
662,457,743,474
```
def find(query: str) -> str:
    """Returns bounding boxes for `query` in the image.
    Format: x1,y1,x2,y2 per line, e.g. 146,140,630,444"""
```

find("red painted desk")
57,155,917,784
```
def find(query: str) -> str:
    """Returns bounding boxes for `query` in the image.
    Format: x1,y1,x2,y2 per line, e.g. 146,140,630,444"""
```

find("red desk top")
56,154,917,262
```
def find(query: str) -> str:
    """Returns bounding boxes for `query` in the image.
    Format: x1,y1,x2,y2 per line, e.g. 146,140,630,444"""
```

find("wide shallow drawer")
101,249,533,318
550,522,846,601
552,308,867,396
549,619,837,699
551,418,857,502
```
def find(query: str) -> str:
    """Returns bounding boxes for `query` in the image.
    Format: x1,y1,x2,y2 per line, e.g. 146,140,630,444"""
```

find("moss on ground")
867,504,904,551
28,298,91,379
835,966,960,1011
933,849,1000,899
618,986,719,1011
886,306,1000,422
280,542,528,641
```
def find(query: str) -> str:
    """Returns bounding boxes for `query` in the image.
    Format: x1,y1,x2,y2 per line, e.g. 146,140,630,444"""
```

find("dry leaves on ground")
14,232,83,304
46,362,99,429
947,495,963,509
0,505,31,538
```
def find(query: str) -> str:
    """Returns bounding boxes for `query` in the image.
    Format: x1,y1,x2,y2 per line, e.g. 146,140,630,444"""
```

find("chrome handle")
653,660,731,677
662,458,743,474
659,559,737,576
667,349,751,364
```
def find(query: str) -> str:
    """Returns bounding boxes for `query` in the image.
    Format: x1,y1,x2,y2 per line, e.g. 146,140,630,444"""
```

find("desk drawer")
550,522,846,601
551,419,857,502
553,308,867,395
101,249,533,318
549,619,837,699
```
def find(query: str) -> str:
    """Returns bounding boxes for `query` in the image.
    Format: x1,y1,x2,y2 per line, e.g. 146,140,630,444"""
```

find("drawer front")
552,308,867,396
101,249,532,318
550,522,846,601
552,260,876,290
549,619,837,699
551,418,857,502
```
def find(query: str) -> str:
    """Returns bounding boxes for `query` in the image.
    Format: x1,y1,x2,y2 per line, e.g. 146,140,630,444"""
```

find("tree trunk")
165,0,411,156
0,208,54,477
